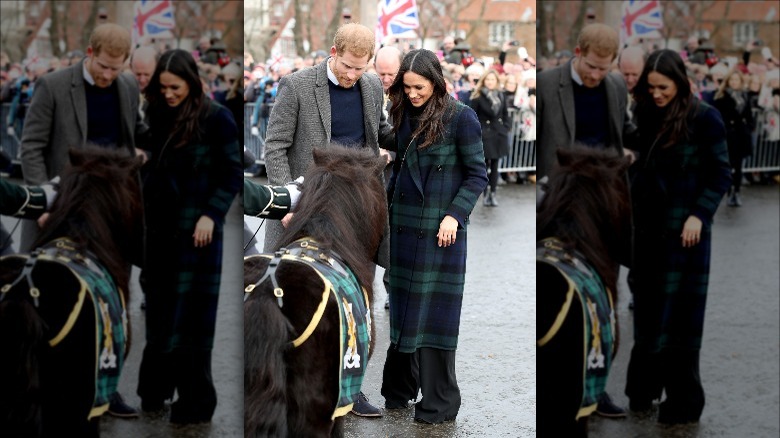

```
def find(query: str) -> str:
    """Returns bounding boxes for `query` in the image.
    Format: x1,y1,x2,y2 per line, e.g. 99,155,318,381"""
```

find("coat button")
486,120,491,124
418,231,424,239
397,226,403,233
400,192,405,199
437,165,443,171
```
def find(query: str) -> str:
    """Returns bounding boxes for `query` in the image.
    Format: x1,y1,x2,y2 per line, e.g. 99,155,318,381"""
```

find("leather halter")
243,238,349,308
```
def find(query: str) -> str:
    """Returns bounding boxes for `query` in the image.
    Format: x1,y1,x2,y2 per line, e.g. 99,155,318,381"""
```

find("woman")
713,68,754,206
381,49,487,424
138,49,242,424
469,69,510,206
626,49,731,424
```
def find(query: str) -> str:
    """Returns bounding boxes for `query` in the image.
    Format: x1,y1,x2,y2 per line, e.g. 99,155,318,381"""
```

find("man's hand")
281,212,294,228
379,148,392,164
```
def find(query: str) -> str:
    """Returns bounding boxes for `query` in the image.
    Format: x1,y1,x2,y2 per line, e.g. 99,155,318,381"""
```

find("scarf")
482,87,503,116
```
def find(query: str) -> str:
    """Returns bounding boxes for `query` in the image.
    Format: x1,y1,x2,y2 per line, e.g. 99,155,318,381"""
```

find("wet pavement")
588,184,780,437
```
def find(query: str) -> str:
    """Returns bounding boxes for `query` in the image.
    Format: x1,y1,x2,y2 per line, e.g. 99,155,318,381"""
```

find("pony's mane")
33,147,143,297
537,146,631,295
274,145,387,297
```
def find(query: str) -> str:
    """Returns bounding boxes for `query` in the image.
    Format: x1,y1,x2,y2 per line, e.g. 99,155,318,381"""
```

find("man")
263,22,393,418
618,45,645,93
373,45,402,310
18,22,144,418
536,22,633,419
537,23,634,180
129,45,156,135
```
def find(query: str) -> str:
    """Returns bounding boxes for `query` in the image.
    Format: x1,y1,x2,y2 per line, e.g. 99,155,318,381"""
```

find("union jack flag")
376,0,420,44
620,0,663,45
132,0,175,45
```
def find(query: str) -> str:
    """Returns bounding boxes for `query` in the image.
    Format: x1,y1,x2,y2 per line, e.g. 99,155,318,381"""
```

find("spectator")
469,69,510,206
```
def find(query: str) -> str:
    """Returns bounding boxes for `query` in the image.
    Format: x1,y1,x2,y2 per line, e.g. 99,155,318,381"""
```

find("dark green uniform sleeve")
242,179,291,219
0,179,47,219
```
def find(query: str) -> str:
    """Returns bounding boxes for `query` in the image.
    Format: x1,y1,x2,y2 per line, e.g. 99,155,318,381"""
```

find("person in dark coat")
625,49,731,425
713,68,754,206
380,49,488,424
469,69,510,206
137,49,242,424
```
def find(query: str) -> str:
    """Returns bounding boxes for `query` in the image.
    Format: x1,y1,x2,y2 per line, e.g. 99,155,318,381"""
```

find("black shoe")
595,393,627,418
107,393,140,418
628,296,634,311
384,295,390,310
350,392,383,417
170,400,213,424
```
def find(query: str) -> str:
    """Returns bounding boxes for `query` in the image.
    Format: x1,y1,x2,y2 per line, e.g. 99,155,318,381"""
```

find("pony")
244,145,387,438
536,146,632,437
0,147,143,437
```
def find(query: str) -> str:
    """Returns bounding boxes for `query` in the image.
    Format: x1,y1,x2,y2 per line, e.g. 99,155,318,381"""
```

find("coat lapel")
603,75,622,149
116,76,133,148
402,136,424,195
315,61,332,142
559,61,576,145
359,77,378,149
71,60,88,144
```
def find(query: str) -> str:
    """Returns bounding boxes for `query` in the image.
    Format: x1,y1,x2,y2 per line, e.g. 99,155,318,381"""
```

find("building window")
489,22,515,46
733,22,757,46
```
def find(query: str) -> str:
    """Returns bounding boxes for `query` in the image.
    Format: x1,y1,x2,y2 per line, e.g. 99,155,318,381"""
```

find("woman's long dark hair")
145,49,208,148
388,49,452,149
633,49,694,148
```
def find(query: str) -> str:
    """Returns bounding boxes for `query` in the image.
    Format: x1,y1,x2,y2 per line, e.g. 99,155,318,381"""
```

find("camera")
754,39,763,46
508,41,519,46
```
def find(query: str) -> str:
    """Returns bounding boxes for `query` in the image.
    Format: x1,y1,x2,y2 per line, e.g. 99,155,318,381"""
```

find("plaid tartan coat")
141,101,242,352
629,101,731,352
388,99,488,353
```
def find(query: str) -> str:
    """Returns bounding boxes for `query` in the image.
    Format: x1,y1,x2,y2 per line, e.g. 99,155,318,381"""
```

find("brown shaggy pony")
244,145,387,438
536,146,632,437
0,147,144,437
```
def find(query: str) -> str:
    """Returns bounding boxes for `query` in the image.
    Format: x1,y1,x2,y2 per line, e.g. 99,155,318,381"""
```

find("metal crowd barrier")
5,102,776,175
500,108,536,173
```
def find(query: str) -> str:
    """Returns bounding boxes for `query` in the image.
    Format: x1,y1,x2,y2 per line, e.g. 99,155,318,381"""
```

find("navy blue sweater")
85,80,121,148
328,80,365,148
573,80,609,148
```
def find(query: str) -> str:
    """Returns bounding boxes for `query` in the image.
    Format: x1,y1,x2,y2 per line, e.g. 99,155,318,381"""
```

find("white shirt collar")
570,58,584,86
83,58,96,86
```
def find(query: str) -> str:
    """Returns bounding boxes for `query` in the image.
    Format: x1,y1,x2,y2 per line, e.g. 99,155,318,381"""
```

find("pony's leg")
330,416,345,438
537,263,586,437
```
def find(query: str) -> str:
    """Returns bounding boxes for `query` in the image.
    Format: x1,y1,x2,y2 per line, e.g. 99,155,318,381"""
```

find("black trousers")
137,345,217,421
486,159,500,191
381,344,461,423
625,346,705,422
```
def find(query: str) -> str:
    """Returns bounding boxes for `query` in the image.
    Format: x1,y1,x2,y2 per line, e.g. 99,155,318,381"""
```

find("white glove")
251,126,260,137
6,126,15,136
41,176,60,210
285,176,304,209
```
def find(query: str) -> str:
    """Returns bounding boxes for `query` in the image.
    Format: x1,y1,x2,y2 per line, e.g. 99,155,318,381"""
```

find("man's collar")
83,58,96,86
570,58,583,86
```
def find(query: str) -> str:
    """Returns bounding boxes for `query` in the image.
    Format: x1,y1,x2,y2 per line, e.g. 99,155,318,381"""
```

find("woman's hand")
681,215,703,248
193,215,215,248
437,215,459,248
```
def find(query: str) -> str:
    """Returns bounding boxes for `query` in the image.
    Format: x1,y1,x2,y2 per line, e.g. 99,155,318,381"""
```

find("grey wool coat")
388,99,488,353
20,59,142,185
536,59,633,179
262,58,393,268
